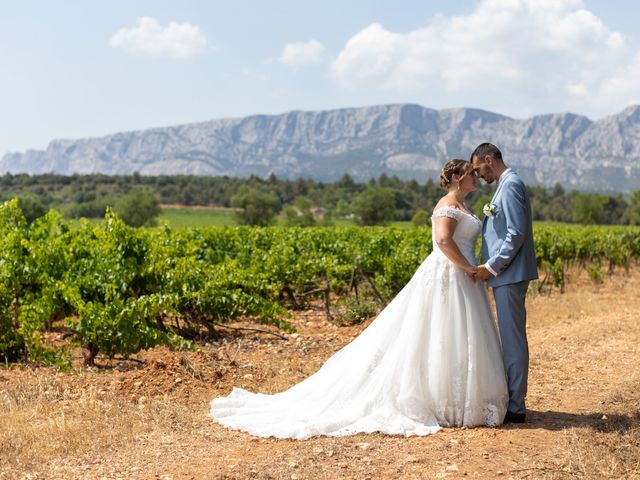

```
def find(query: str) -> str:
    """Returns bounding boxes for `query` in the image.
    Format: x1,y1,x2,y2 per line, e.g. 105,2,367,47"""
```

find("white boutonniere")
483,203,497,217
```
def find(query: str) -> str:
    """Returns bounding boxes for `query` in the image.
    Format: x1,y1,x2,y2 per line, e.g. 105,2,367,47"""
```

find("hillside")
3,104,640,192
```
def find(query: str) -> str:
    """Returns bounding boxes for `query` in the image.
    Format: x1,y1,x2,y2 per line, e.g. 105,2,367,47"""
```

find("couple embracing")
211,143,538,439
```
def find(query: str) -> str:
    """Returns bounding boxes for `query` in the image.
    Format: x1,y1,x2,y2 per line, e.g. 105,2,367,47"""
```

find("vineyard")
1,198,639,366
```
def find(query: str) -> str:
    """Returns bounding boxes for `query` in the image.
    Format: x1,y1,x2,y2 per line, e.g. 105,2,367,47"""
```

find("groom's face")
472,154,497,184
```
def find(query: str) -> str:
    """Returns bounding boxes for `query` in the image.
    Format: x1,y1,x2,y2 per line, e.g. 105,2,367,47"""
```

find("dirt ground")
1,266,639,479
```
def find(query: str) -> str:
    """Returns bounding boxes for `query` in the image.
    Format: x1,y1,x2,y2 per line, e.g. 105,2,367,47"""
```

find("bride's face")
456,166,478,193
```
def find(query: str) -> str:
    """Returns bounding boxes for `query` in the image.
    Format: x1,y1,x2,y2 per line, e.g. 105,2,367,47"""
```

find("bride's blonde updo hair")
439,159,470,189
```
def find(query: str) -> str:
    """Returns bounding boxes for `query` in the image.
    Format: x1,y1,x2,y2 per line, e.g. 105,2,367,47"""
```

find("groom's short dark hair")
471,143,503,164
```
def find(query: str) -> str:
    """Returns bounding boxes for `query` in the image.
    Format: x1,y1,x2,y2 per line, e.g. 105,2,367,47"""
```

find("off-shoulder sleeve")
432,206,463,221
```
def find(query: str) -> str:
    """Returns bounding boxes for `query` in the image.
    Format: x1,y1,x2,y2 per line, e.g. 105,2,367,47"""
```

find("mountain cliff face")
3,104,640,192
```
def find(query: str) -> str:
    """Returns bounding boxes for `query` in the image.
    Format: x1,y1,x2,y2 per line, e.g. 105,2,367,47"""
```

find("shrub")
114,189,161,227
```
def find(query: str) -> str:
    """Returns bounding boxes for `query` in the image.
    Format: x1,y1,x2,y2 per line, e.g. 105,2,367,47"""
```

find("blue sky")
2,0,640,156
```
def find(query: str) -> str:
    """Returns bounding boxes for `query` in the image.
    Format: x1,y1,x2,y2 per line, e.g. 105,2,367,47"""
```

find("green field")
85,207,578,230
158,207,239,228
158,207,416,228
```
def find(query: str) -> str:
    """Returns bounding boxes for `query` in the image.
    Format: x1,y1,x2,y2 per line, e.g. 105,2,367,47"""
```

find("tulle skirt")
211,251,508,439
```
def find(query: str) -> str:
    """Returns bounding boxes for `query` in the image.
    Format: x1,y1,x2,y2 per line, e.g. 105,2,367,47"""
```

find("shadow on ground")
507,409,639,433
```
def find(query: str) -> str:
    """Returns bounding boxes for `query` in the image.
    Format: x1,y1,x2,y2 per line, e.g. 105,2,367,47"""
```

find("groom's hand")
474,266,492,281
466,266,479,282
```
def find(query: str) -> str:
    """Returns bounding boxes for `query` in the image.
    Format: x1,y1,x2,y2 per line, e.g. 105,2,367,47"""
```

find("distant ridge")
3,104,640,192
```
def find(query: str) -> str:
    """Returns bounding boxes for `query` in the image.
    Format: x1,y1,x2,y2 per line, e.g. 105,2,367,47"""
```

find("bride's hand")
466,266,479,282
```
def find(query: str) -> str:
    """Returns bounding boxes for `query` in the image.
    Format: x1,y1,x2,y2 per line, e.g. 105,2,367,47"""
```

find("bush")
412,209,430,227
626,190,640,225
0,310,26,362
63,199,110,219
352,187,395,225
230,189,281,226
284,198,316,227
587,264,604,284
335,296,378,325
17,194,48,224
572,193,607,225
114,189,161,227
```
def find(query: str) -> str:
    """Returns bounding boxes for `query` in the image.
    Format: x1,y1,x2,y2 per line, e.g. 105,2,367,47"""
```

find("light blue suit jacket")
482,169,538,287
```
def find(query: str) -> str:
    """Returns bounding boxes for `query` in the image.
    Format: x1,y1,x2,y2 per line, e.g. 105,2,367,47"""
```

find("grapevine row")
0,200,638,366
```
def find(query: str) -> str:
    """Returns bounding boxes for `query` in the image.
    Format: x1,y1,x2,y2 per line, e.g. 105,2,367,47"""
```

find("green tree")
333,199,351,218
230,189,281,226
352,187,395,225
63,198,110,219
17,194,48,224
337,173,357,192
551,183,565,197
411,209,430,227
572,193,606,224
626,190,640,225
114,189,161,227
284,197,316,227
602,194,628,224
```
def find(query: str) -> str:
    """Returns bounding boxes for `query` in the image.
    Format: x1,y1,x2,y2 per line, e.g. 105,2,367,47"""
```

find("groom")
471,143,538,424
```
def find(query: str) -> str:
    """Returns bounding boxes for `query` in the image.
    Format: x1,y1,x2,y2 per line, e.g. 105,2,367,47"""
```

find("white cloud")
330,24,401,81
278,40,324,66
567,83,589,97
330,0,636,116
109,17,208,60
597,52,640,108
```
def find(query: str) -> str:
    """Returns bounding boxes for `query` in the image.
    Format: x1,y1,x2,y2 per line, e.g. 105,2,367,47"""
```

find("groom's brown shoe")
503,412,526,424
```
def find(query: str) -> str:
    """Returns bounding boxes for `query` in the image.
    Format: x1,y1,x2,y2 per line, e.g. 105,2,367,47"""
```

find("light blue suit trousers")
493,280,529,414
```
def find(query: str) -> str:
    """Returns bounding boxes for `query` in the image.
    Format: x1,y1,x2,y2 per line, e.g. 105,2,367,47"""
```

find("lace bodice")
431,206,482,265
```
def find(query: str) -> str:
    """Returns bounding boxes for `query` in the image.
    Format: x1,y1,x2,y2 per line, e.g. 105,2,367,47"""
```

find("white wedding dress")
210,206,508,439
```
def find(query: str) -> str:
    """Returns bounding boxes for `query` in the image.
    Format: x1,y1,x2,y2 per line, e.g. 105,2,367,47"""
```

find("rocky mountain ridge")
3,104,640,192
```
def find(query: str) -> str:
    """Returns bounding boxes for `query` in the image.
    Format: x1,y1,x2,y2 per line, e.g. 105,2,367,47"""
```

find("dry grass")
1,266,639,479
0,372,205,479
561,423,640,479
555,379,640,480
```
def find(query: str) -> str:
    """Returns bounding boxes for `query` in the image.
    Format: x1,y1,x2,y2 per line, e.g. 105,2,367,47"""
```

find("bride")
211,160,508,439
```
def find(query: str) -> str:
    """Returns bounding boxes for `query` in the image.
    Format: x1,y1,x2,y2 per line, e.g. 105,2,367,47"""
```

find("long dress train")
210,206,508,439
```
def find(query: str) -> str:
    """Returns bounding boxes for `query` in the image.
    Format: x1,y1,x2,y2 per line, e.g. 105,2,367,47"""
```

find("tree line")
1,172,638,226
